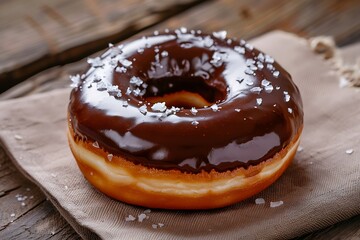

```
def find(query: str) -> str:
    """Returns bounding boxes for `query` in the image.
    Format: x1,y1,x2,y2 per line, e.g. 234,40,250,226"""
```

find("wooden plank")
1,0,360,94
2,0,360,99
0,199,80,240
0,0,208,93
0,146,78,239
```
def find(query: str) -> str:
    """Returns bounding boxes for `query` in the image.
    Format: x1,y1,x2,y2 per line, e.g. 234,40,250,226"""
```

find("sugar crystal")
255,198,265,205
345,149,354,155
270,201,284,208
213,30,227,40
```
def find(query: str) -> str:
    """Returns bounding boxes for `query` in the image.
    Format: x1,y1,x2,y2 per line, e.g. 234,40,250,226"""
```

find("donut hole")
143,76,226,108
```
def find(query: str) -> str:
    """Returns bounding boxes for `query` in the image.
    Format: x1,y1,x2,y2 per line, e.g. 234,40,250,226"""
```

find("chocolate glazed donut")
68,28,303,209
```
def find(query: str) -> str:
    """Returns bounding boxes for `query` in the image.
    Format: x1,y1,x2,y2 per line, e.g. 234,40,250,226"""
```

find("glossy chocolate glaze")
68,29,303,173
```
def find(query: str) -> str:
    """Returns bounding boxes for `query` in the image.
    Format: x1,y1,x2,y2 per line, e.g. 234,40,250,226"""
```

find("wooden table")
1,0,359,239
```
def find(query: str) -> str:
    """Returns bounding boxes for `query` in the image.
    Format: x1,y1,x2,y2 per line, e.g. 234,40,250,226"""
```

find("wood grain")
0,0,360,239
1,0,360,94
0,146,79,240
0,0,208,93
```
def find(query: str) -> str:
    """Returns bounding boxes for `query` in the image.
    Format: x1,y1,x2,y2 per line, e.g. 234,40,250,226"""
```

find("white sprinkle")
16,194,28,202
130,76,143,86
270,201,284,208
297,146,304,152
164,106,181,117
345,149,354,155
288,108,293,114
107,154,113,161
107,85,121,97
267,64,274,71
250,87,262,94
255,198,265,205
153,30,159,35
240,39,246,46
137,48,145,54
250,65,258,71
245,43,253,50
256,98,262,105
161,51,169,57
203,36,214,48
265,55,274,63
69,74,81,88
235,108,241,112
190,107,198,115
257,62,264,70
284,94,290,102
264,85,274,92
143,209,151,214
213,30,227,40
261,79,270,86
191,120,199,126
132,88,141,96
234,46,245,54
125,215,136,222
120,59,132,67
211,52,226,67
245,79,254,86
92,141,99,148
14,135,23,140
64,185,68,190
116,66,127,73
87,57,104,68
244,68,254,75
210,104,219,112
227,39,232,45
109,46,122,58
180,27,187,33
139,105,147,115
151,102,167,112
158,223,165,228
257,53,265,62
339,77,351,88
246,59,255,66
138,213,147,222
276,86,280,90
273,71,280,78
10,213,15,217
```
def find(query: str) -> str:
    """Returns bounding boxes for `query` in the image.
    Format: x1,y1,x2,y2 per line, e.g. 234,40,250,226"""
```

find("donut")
67,28,303,209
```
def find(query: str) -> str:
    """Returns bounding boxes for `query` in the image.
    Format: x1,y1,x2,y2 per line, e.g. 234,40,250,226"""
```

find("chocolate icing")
68,29,303,173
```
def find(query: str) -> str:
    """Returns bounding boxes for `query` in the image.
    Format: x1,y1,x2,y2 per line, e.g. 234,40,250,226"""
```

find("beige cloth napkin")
0,31,359,240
